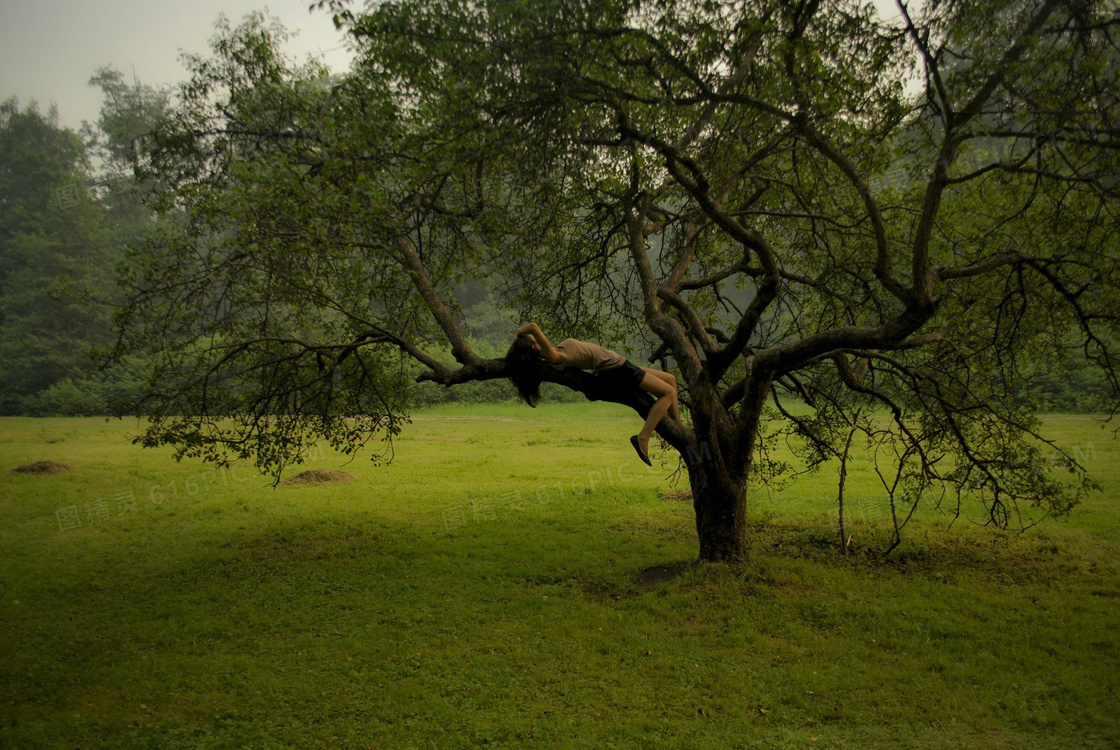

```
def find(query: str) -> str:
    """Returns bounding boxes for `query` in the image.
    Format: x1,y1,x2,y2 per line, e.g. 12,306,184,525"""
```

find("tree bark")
687,450,748,562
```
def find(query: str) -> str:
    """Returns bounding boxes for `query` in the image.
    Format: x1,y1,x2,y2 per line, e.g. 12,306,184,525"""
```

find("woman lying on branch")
505,322,680,466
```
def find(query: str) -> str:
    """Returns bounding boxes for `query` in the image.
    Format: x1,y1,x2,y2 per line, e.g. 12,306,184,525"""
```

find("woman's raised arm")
516,322,566,366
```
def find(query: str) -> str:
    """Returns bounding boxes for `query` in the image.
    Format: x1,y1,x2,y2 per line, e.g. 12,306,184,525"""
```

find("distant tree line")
0,96,142,415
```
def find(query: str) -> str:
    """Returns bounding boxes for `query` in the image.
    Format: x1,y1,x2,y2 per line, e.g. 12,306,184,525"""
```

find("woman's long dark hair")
505,334,543,407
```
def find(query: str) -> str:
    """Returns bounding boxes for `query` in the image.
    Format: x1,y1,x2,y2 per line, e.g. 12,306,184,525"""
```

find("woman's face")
518,334,540,354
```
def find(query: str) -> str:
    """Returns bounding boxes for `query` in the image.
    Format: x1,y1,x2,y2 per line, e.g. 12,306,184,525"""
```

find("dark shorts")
594,360,646,390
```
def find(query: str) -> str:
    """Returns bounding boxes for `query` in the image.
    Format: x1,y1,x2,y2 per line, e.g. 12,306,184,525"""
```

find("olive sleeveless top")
551,338,627,372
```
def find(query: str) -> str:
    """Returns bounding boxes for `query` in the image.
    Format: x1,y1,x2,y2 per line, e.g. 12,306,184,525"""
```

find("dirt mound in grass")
660,489,692,502
280,469,357,486
12,460,73,475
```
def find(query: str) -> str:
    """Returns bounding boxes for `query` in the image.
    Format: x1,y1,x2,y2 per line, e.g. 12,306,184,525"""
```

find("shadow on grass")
745,517,1103,588
578,560,698,600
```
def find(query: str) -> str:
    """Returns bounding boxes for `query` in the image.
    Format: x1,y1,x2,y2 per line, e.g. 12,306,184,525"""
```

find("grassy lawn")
1,404,1117,748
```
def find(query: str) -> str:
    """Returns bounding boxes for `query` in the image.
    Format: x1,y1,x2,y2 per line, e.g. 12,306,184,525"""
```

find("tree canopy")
108,0,1120,560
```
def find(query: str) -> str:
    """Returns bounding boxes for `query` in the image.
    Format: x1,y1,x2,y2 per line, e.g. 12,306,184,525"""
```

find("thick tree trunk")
681,377,766,563
687,454,747,561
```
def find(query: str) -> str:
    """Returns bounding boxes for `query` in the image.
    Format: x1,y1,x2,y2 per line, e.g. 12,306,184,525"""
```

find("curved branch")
796,123,909,304
393,233,480,368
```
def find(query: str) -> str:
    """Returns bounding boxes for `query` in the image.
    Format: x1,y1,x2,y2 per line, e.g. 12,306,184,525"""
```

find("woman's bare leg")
634,369,678,455
641,367,680,423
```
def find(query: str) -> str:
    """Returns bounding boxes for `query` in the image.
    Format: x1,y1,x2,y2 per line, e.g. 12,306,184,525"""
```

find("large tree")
110,1,1119,560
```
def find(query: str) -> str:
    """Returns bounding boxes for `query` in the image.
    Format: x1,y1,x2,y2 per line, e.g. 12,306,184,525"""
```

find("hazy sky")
0,0,910,133
0,0,354,131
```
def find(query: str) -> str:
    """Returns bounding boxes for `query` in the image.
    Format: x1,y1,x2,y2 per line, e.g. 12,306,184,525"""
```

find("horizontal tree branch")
418,356,695,452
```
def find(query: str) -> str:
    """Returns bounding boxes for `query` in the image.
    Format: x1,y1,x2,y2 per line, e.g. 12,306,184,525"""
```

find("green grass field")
1,404,1118,748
